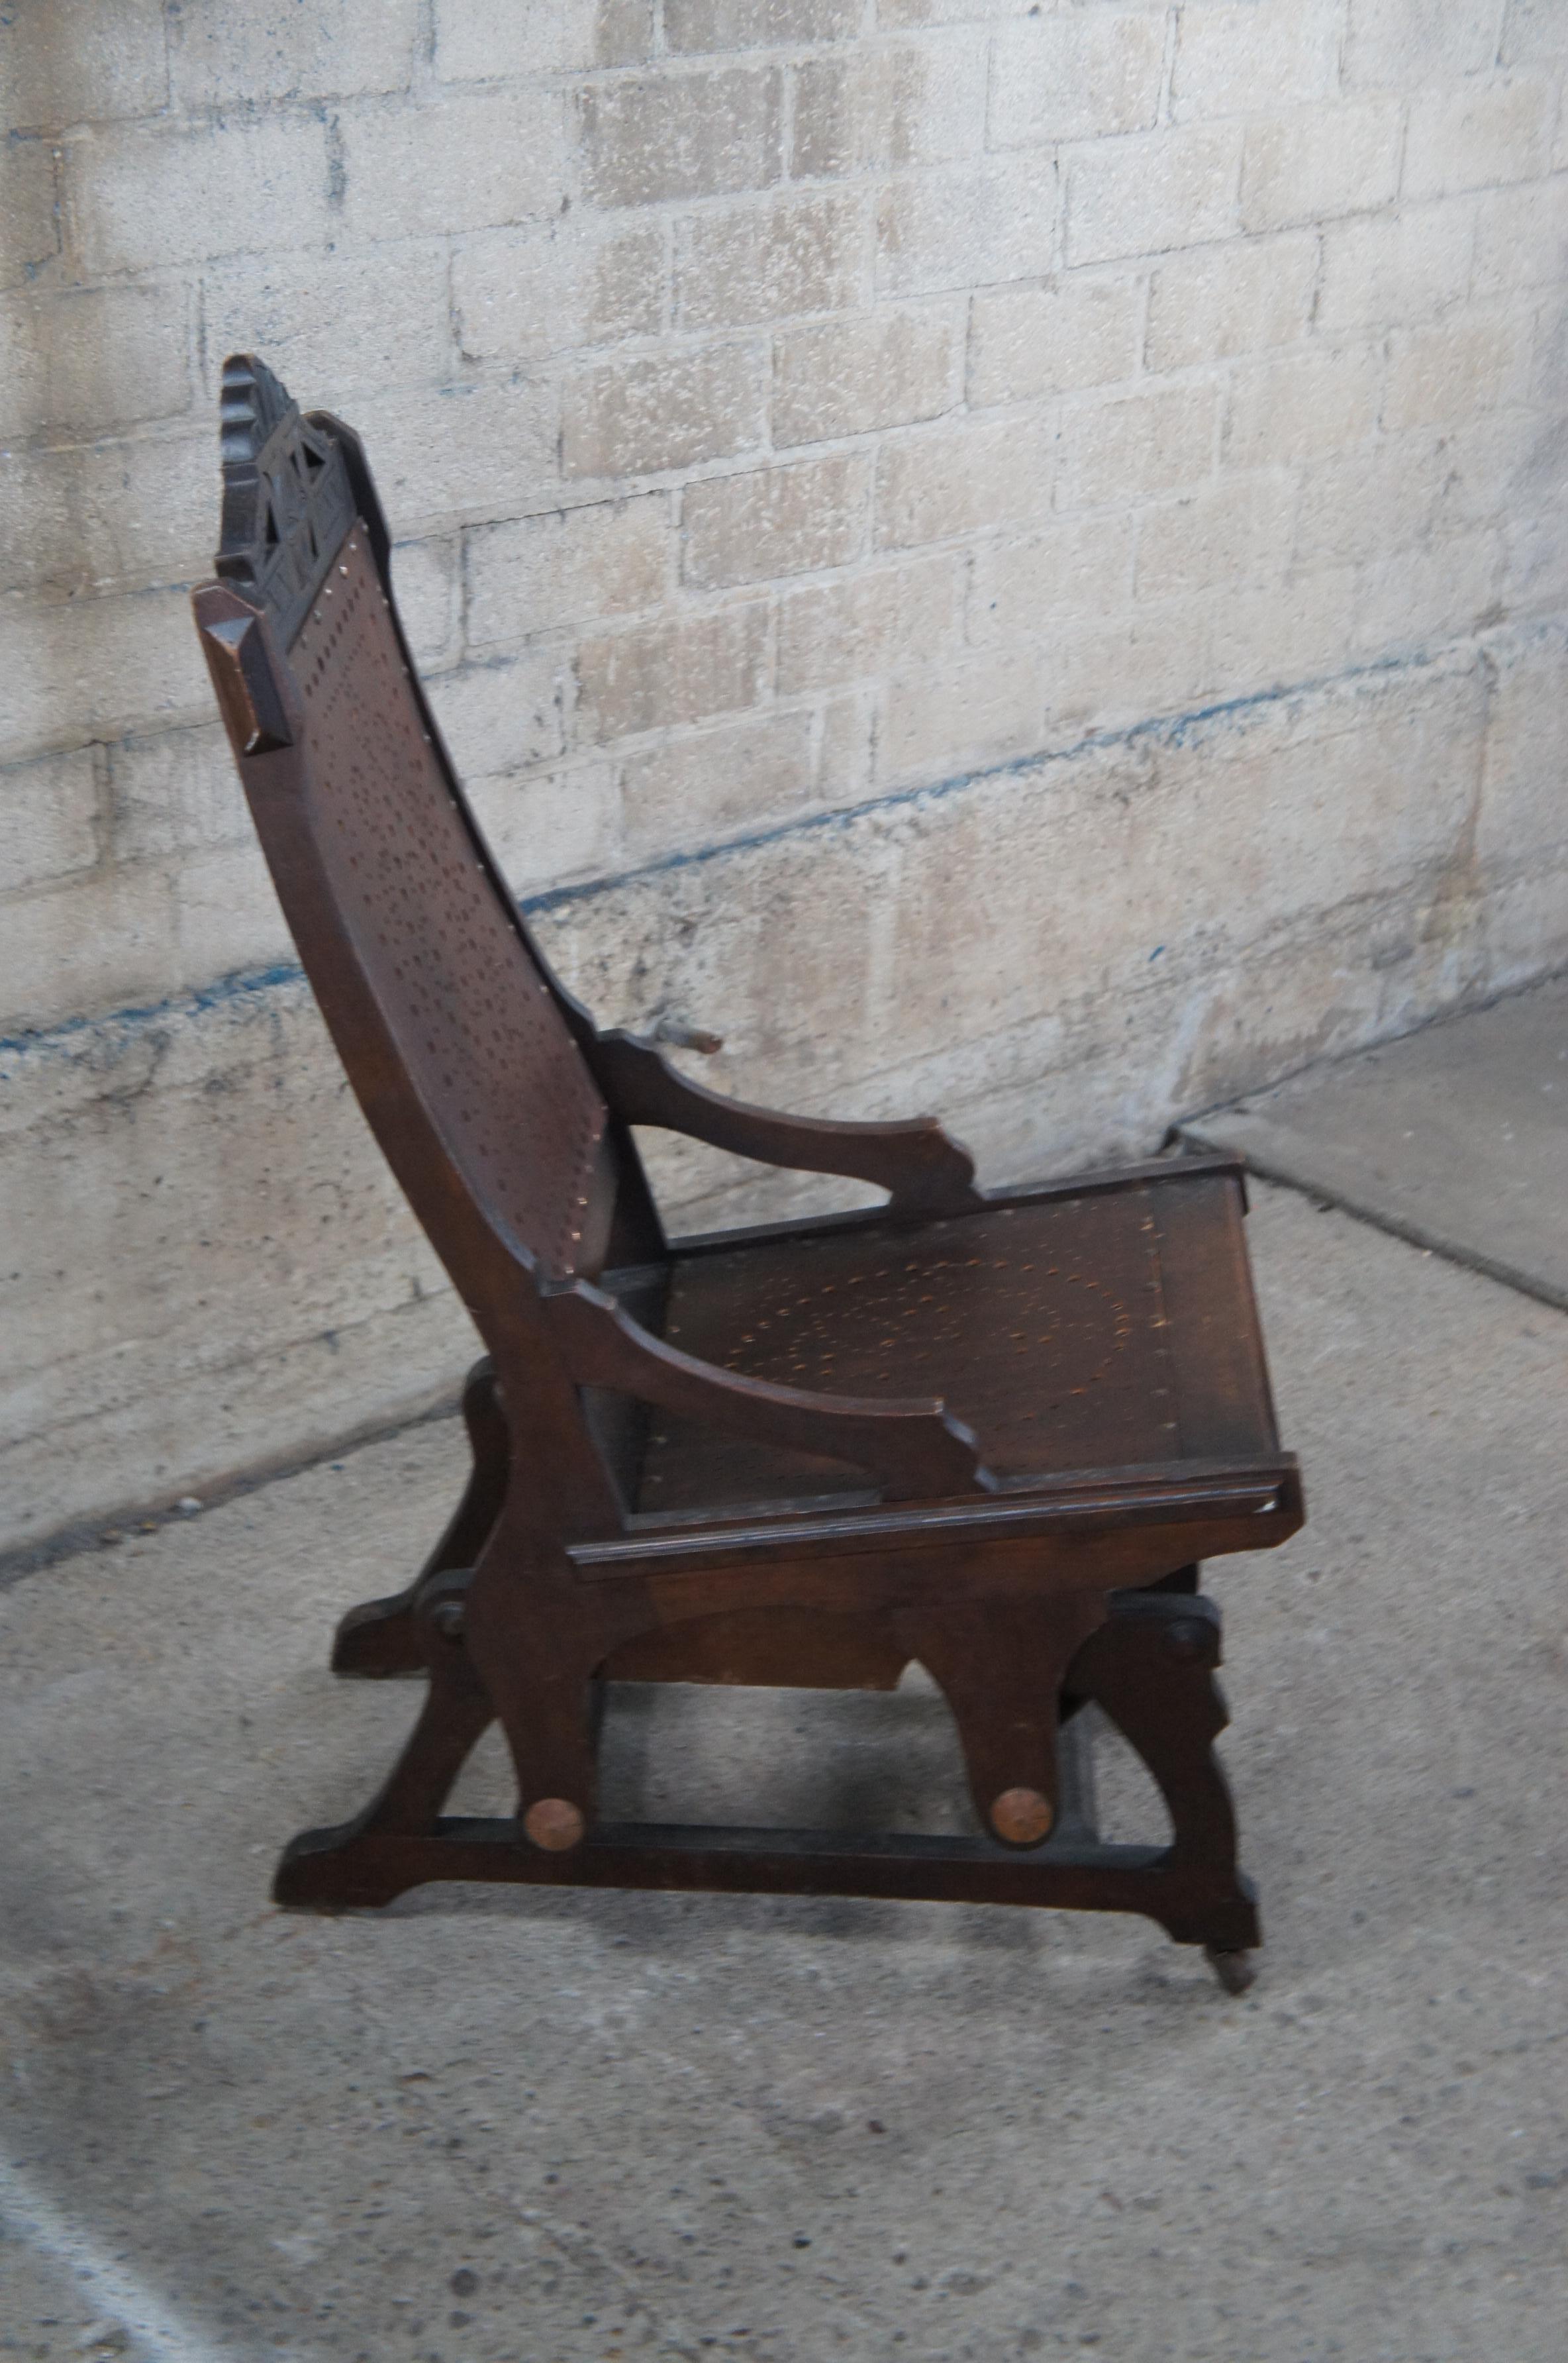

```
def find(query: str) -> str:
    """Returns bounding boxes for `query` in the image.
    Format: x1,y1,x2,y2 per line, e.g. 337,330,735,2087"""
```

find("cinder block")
1316,199,1477,332
1192,666,1482,948
966,515,1138,645
0,976,478,1549
0,139,57,291
1501,506,1568,615
1404,75,1557,201
773,305,957,445
1531,297,1568,409
453,219,664,367
1046,597,1214,736
0,303,46,445
424,651,565,781
1135,474,1296,602
345,377,558,522
1,864,181,1034
467,497,671,646
666,0,860,47
0,745,100,896
1240,101,1403,234
1426,407,1546,536
1066,126,1242,266
1057,383,1219,511
466,761,622,894
1353,527,1504,654
563,342,766,479
1344,0,1510,91
389,536,463,673
675,192,865,330
573,601,769,742
877,161,1055,297
1501,0,1568,62
1477,624,1568,867
1208,560,1358,694
7,432,207,605
170,840,298,995
0,452,79,602
12,431,207,607
874,415,1055,547
1293,438,1446,567
107,723,249,865
879,0,1043,21
0,588,206,763
793,37,988,177
342,92,566,240
203,242,453,403
877,645,1045,783
1471,174,1568,289
1,0,168,129
1171,2,1341,121
0,283,190,444
436,0,652,79
170,0,418,105
1146,232,1317,370
1225,344,1383,467
990,11,1165,146
620,708,817,858
66,117,332,277
68,431,214,595
968,274,1142,406
578,69,782,207
818,690,874,804
776,553,959,693
2,864,189,1039
682,454,868,589
1385,306,1531,431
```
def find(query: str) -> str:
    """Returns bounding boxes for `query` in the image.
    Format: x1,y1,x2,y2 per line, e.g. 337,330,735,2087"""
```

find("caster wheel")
1205,1945,1259,1995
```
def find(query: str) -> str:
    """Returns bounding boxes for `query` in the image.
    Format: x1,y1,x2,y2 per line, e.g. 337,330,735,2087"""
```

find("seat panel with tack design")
193,353,1306,1991
640,1174,1277,1511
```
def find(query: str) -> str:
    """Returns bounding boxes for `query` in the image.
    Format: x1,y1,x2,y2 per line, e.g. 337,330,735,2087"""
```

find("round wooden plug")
522,1797,586,1852
991,1786,1054,1846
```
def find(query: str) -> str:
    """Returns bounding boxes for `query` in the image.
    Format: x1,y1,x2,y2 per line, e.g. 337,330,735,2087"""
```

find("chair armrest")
542,1278,993,1504
586,1029,984,1218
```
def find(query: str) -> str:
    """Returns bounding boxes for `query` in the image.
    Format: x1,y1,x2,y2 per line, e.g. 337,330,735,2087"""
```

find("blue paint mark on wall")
0,963,305,1067
3,640,1457,1068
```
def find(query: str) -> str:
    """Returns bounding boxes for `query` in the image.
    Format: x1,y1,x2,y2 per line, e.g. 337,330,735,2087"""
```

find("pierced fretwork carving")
215,353,355,650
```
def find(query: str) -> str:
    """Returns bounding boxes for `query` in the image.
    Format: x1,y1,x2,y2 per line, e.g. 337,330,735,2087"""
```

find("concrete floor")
2,1182,1566,2363
1183,972,1568,1311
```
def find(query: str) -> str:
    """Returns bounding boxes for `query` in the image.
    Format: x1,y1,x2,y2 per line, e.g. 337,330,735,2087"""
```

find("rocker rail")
275,1816,1261,1953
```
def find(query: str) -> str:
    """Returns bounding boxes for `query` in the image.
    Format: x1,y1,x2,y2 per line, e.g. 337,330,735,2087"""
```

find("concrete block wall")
3,0,1567,1556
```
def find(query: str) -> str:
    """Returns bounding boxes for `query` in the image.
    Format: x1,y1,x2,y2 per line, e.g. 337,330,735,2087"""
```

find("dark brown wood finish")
194,355,1306,1989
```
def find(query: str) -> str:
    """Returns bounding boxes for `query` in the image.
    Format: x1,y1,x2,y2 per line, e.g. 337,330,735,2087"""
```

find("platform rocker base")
273,1580,1263,1994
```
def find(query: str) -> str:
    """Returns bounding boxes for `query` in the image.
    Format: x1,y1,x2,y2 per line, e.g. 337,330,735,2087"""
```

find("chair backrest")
195,354,629,1295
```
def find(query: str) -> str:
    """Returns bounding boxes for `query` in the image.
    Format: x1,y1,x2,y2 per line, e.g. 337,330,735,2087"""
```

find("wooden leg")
331,1358,509,1678
1146,1561,1200,1596
899,1594,1107,1847
1064,1588,1261,1978
275,1573,495,1907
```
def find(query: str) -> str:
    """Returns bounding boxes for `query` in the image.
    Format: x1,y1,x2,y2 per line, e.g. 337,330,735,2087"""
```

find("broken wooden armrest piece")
586,1027,985,1217
541,1276,993,1503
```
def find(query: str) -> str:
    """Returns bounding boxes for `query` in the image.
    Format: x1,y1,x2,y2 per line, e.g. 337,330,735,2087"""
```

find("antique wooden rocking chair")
194,355,1304,1989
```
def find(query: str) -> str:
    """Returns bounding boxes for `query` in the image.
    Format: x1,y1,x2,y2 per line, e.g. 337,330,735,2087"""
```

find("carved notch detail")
215,352,355,650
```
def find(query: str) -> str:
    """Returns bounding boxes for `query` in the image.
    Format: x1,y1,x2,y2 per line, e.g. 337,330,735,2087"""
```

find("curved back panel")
292,529,612,1276
205,354,613,1283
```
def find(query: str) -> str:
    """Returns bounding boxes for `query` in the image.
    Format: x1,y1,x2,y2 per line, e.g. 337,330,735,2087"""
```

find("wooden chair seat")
192,355,1306,1990
636,1170,1277,1514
